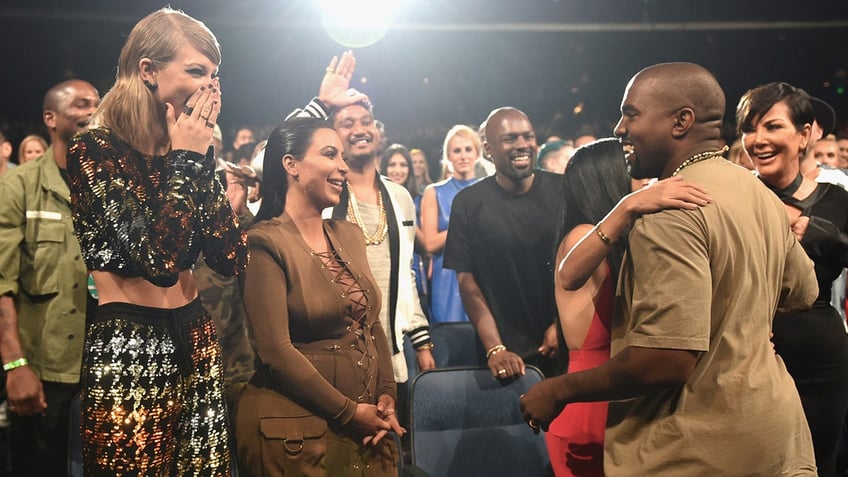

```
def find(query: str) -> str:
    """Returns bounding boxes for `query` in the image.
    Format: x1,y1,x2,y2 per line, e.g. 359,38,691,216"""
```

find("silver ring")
497,369,507,375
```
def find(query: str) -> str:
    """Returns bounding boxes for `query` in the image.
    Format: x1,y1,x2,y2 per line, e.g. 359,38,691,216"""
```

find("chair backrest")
429,322,487,368
409,366,552,477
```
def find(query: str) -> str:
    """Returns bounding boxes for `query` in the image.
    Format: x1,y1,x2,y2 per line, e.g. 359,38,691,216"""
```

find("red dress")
545,273,613,477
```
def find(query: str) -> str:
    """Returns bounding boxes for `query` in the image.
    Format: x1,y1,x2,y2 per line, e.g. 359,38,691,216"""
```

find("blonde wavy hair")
18,134,49,164
441,124,482,165
93,8,221,154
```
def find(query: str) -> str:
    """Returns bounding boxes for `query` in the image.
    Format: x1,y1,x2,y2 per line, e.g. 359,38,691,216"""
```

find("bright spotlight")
317,0,403,48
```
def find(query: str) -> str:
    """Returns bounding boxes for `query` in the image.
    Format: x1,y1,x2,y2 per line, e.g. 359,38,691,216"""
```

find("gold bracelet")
2,357,27,372
486,344,507,359
596,225,614,246
416,342,435,351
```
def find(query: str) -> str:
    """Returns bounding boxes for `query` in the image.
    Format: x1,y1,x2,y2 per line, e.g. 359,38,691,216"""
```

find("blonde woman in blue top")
421,125,480,324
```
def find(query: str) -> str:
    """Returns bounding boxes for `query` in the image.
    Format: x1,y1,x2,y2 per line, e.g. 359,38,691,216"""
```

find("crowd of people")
0,6,846,477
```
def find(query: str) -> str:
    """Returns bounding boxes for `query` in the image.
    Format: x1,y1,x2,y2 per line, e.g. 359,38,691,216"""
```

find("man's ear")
138,58,157,84
671,107,695,138
0,141,12,161
43,110,56,130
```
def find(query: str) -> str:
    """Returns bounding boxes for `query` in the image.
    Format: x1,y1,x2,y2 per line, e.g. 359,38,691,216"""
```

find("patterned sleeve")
285,97,331,121
68,129,231,287
196,164,248,277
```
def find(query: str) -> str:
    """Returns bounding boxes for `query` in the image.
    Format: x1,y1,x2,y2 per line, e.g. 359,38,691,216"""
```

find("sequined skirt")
80,299,231,476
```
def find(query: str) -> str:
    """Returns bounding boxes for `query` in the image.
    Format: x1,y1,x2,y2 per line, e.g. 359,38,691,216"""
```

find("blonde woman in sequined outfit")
66,8,247,476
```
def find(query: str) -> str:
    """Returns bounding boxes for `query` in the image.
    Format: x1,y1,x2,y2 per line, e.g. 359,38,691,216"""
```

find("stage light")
317,0,405,48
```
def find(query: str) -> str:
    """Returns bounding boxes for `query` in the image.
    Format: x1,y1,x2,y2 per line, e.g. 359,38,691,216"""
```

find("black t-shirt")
444,171,565,368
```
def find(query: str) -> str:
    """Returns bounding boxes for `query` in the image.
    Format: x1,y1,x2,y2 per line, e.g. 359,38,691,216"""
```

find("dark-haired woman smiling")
738,82,848,477
544,138,710,476
236,117,403,476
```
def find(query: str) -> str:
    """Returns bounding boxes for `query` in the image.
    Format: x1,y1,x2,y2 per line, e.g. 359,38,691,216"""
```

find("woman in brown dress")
236,116,403,476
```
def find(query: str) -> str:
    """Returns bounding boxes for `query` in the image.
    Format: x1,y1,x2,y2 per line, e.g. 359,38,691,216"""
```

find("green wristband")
3,358,28,372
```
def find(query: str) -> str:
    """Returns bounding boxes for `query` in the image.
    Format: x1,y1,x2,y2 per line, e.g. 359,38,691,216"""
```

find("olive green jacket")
0,149,88,383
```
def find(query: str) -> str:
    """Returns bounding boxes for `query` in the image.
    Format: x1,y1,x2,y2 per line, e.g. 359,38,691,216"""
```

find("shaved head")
484,107,528,139
483,107,539,193
41,79,100,159
630,62,725,126
43,79,94,113
614,62,726,179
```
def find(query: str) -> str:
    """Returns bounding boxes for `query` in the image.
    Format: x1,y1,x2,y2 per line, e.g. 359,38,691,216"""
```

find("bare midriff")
91,270,198,308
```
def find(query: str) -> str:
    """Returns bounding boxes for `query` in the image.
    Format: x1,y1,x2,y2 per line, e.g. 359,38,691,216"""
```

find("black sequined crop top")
67,127,248,287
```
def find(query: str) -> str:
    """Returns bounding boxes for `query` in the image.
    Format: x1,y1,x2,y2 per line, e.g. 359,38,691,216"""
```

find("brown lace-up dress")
236,213,399,476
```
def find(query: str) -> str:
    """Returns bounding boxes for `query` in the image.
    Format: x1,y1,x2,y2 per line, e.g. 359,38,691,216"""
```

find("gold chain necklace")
671,145,729,177
346,182,389,246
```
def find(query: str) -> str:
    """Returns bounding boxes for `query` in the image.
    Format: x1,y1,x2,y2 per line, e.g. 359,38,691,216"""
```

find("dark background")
2,0,848,157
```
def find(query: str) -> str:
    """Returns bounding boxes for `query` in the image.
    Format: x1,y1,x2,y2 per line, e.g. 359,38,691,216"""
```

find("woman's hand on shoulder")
622,176,711,216
166,79,221,154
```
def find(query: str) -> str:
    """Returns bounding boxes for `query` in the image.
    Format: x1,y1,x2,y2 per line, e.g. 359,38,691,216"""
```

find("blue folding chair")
409,366,552,477
429,322,487,368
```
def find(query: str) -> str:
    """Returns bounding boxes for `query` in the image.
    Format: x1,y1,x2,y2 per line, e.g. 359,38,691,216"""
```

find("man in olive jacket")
0,79,99,476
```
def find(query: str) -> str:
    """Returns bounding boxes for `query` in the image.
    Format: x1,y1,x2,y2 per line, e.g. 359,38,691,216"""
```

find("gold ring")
528,419,540,430
497,369,507,375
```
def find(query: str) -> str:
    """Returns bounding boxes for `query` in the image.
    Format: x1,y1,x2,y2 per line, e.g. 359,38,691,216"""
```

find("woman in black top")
737,82,848,477
67,8,247,476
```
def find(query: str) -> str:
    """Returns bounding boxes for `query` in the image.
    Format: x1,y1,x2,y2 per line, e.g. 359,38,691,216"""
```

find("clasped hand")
351,394,405,446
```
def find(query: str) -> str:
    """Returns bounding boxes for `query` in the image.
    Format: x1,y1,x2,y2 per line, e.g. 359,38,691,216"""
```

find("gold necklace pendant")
346,183,389,246
671,145,729,177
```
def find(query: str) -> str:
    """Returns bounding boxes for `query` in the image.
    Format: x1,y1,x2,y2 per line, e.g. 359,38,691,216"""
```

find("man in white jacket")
289,53,435,398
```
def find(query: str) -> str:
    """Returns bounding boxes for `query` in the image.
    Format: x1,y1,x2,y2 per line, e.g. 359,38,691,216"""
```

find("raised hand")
318,51,370,110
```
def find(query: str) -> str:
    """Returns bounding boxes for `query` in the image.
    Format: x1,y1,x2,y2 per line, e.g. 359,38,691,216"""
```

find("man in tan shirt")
521,62,818,475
